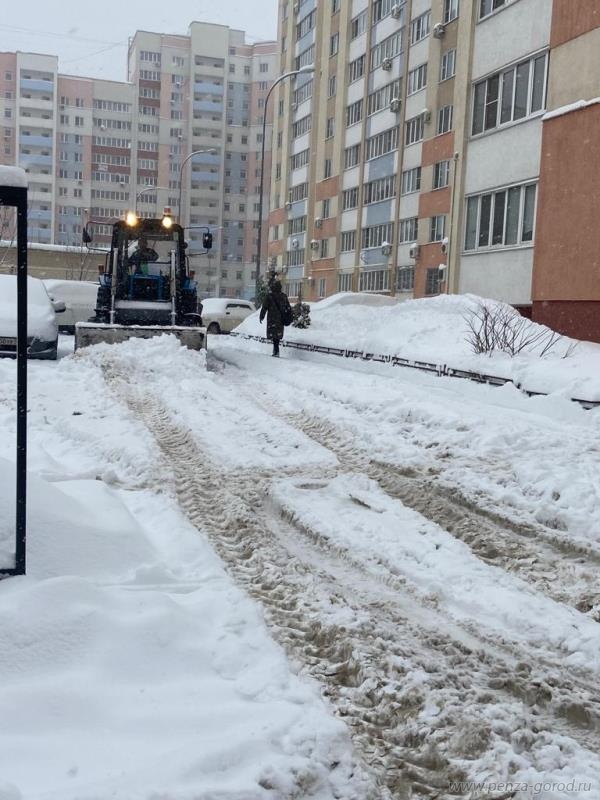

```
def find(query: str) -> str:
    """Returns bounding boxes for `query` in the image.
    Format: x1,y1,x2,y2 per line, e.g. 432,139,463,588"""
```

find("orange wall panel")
422,132,455,168
550,0,600,47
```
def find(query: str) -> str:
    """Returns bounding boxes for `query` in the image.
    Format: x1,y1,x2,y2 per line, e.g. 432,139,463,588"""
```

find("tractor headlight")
125,211,138,227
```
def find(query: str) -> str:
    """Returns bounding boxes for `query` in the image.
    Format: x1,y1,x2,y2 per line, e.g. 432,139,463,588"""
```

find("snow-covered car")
0,275,63,360
200,298,255,334
43,279,98,334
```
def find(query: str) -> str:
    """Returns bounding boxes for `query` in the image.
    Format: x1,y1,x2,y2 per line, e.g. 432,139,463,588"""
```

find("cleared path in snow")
92,340,600,800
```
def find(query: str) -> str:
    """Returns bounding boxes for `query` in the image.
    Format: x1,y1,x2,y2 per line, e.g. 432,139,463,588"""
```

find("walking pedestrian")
259,279,292,357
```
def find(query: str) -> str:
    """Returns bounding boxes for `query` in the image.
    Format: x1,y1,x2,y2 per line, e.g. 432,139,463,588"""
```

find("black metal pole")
15,188,27,575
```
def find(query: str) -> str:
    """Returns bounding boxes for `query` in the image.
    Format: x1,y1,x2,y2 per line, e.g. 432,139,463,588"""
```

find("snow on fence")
229,332,600,410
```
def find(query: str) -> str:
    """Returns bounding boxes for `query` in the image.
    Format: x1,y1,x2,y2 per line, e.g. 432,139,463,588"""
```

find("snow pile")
236,293,600,401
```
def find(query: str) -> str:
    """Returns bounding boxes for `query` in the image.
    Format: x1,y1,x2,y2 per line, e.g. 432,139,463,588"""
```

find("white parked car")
43,279,98,334
0,275,64,360
200,298,255,334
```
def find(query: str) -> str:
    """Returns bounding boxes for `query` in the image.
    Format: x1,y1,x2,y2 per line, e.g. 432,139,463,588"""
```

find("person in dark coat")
259,279,291,357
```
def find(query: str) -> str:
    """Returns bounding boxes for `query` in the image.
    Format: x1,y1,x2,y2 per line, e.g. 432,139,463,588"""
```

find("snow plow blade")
74,322,206,351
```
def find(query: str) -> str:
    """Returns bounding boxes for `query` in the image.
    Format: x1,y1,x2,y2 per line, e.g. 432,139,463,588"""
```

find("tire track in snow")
99,354,600,799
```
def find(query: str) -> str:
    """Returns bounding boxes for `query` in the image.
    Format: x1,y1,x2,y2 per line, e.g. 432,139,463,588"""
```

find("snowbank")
236,293,600,401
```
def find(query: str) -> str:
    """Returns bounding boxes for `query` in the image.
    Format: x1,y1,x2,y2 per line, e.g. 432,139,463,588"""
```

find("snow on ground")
271,474,600,672
238,293,600,401
0,344,364,800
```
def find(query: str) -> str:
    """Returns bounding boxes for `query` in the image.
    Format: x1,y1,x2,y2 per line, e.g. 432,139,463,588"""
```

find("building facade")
0,22,278,300
269,0,600,341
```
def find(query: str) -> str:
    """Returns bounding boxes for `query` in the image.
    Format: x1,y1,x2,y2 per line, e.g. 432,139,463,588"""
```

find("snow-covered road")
0,332,599,799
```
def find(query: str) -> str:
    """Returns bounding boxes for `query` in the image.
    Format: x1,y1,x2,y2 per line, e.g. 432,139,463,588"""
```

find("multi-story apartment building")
0,22,278,300
270,0,600,341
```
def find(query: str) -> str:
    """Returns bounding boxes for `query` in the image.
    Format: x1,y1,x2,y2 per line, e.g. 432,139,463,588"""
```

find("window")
434,160,450,189
292,115,312,138
363,175,396,205
324,158,332,178
285,248,305,267
370,32,402,70
359,269,390,293
367,79,402,116
373,0,402,24
425,268,440,295
260,63,269,73
411,12,431,44
340,230,356,252
437,105,453,134
295,45,315,70
472,52,548,135
326,118,335,138
361,222,393,249
343,187,359,210
401,167,421,195
479,0,506,19
317,278,327,297
464,182,537,250
330,33,339,57
430,215,446,242
344,143,361,170
328,75,337,97
346,99,363,126
288,216,307,234
366,126,399,160
338,273,352,292
351,10,368,39
319,238,329,259
444,0,459,22
296,10,316,40
408,64,427,95
290,149,310,170
332,0,340,11
440,49,456,81
399,217,418,243
294,79,313,106
289,182,308,202
397,266,415,292
348,55,365,83
405,115,424,145
322,199,331,218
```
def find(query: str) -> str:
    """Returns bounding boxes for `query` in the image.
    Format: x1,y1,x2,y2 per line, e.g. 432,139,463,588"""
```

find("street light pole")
178,149,217,227
135,185,170,214
255,65,314,300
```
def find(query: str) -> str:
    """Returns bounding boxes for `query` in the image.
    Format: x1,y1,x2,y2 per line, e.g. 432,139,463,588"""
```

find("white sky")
0,0,278,81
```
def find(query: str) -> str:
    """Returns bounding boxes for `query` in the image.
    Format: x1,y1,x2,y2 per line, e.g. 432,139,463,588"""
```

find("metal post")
178,149,216,227
15,189,27,575
255,66,315,300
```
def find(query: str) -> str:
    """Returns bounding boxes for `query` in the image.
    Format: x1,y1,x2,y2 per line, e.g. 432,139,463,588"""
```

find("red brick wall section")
532,104,600,304
421,132,454,168
551,0,600,47
315,175,339,201
532,301,600,344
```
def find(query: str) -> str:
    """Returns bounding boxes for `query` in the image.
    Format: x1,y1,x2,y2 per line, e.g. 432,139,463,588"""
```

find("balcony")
19,153,53,167
193,100,223,114
19,134,53,147
28,208,52,222
193,82,224,95
20,78,54,93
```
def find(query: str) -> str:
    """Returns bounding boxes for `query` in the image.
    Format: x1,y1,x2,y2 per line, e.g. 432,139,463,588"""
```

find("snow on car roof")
0,274,52,305
201,298,252,312
0,166,27,188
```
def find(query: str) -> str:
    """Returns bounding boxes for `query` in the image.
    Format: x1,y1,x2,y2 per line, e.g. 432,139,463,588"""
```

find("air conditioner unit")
291,237,299,249
381,58,393,71
389,97,401,113
422,109,431,123
314,217,323,228
293,1,300,13
285,200,293,210
310,239,319,250
409,244,420,259
438,265,448,281
433,22,446,39
391,3,402,19
441,236,449,255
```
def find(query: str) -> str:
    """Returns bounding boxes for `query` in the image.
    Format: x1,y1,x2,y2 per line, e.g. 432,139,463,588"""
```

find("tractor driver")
128,235,159,275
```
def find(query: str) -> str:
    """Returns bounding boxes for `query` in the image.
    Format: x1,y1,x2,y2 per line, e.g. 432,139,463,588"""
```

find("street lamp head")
296,65,315,74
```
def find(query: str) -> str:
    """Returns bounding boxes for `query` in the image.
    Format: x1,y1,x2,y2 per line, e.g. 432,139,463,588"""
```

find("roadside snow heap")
236,293,600,402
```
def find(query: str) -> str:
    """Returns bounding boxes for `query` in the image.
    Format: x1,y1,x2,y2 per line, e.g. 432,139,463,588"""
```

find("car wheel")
208,322,220,335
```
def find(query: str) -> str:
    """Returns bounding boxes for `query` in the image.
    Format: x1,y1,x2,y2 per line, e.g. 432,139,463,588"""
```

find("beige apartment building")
269,0,600,341
0,22,278,300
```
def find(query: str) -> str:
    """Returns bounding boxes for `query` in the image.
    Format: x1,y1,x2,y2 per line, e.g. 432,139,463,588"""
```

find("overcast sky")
0,0,278,81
